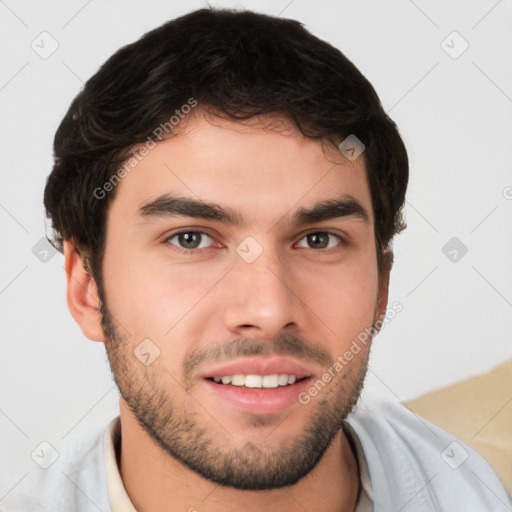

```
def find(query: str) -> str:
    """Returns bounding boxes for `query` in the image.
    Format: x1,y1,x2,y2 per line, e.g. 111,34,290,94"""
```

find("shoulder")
346,400,512,512
1,421,113,512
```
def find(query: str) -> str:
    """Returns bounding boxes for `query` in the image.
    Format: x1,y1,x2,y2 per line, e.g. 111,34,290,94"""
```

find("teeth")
262,375,278,388
245,375,262,388
278,374,289,386
232,374,245,386
211,373,301,388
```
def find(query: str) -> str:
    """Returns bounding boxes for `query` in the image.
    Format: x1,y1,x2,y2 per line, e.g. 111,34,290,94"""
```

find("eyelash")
163,230,346,255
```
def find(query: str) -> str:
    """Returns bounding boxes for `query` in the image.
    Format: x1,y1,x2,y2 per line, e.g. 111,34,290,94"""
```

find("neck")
118,402,360,512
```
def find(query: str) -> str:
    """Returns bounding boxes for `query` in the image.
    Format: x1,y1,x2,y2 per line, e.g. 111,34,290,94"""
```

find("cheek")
101,245,225,340
305,266,378,342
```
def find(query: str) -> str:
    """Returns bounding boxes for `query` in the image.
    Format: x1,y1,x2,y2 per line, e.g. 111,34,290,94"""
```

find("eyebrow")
138,194,370,228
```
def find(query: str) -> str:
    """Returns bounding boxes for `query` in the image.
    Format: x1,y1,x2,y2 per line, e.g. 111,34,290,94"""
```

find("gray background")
1,0,511,498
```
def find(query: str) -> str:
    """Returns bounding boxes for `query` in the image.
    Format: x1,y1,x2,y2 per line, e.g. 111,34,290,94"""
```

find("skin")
65,110,392,512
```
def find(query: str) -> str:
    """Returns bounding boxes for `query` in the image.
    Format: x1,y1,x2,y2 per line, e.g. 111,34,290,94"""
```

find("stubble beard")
100,304,371,490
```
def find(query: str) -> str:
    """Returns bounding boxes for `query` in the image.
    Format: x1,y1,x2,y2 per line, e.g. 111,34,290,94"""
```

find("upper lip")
199,357,315,380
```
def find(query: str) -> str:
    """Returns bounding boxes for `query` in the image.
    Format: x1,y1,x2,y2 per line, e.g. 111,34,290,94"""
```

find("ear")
375,249,393,326
64,241,105,342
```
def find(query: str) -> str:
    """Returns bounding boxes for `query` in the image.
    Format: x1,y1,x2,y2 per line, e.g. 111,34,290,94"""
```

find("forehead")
109,111,373,228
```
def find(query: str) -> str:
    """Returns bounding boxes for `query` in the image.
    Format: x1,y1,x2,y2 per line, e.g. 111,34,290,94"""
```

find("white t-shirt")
2,401,510,511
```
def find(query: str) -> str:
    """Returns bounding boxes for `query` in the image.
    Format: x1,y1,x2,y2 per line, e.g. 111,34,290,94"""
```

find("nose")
221,242,305,340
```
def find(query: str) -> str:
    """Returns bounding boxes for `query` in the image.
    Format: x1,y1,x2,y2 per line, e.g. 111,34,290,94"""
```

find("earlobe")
64,241,105,342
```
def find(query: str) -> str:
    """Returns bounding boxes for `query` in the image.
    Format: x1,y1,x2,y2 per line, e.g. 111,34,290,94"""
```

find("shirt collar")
104,417,137,512
343,421,374,511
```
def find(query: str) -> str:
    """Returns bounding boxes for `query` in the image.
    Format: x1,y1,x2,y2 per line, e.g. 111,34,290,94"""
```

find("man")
6,7,510,512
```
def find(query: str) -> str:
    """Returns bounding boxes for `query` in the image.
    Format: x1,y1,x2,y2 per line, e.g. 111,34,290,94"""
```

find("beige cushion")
406,360,512,497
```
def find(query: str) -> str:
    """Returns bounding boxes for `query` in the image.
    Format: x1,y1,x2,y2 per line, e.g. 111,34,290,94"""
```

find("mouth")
199,358,314,415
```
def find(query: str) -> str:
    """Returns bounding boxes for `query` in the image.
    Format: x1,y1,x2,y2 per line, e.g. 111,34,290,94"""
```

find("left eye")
166,231,214,250
296,232,342,250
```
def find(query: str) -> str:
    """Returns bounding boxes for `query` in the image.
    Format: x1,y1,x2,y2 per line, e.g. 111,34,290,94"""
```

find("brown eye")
166,231,214,251
296,232,342,250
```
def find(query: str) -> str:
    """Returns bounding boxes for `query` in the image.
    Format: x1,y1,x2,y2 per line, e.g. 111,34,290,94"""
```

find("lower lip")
203,378,312,415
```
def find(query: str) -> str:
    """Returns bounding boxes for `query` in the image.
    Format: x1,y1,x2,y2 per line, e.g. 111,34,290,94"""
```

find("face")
98,111,387,490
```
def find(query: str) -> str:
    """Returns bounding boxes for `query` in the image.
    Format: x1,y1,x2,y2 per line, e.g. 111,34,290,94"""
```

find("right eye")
164,231,217,253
